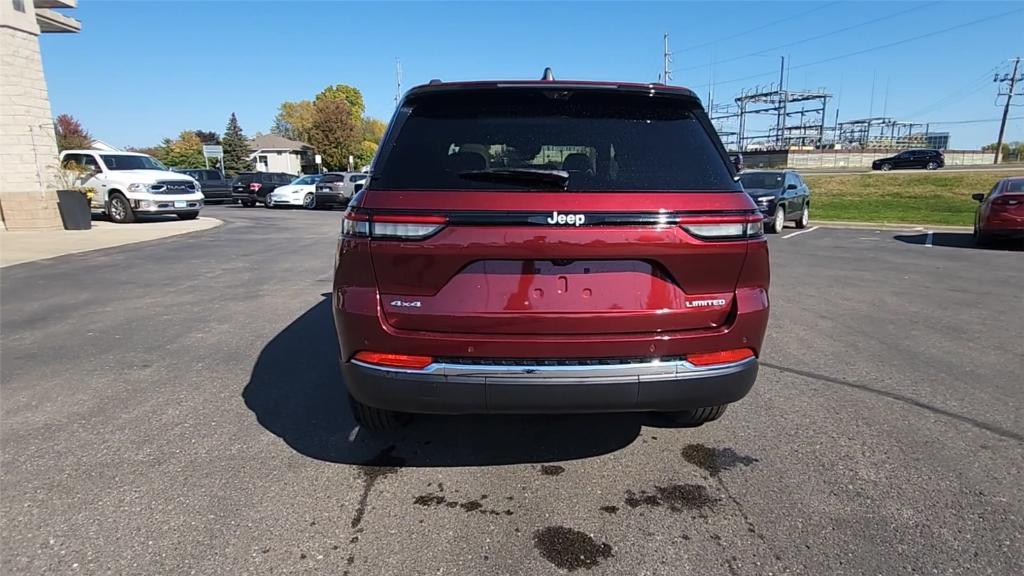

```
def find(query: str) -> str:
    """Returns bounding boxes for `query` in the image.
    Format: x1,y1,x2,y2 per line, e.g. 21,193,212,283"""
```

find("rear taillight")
353,351,434,370
687,348,755,367
679,213,764,240
992,196,1021,207
342,210,447,240
249,182,261,191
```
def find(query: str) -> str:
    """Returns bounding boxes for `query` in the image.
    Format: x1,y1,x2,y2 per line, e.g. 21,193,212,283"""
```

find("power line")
673,1,841,54
904,66,1002,119
690,6,1024,91
680,2,933,74
926,116,1023,125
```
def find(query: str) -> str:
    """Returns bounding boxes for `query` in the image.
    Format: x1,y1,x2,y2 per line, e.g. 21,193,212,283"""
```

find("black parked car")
739,169,811,234
230,172,294,207
174,168,233,202
871,149,944,171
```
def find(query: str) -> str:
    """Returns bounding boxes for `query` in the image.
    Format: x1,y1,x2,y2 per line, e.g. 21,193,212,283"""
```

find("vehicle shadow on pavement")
894,232,1023,251
243,299,643,467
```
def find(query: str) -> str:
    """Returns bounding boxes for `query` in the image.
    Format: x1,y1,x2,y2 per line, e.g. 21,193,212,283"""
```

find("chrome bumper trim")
350,356,756,383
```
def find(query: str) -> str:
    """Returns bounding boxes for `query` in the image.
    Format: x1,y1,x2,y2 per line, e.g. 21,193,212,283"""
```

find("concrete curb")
1,216,223,268
809,220,972,232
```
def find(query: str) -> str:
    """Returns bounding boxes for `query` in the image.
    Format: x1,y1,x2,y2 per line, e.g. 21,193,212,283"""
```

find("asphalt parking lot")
2,204,1022,575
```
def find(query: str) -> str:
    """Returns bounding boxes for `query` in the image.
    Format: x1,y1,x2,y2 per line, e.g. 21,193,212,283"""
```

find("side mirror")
730,155,744,173
971,193,985,202
353,183,364,194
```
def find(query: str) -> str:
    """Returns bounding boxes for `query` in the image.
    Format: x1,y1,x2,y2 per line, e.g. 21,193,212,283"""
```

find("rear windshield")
232,173,257,184
740,173,783,190
371,90,736,191
320,173,345,183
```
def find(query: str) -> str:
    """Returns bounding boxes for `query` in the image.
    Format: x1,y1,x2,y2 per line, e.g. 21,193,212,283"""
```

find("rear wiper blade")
458,168,569,189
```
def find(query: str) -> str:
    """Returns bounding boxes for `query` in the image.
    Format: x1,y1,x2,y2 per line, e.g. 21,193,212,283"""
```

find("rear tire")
241,200,255,208
664,405,727,427
770,205,785,233
795,203,809,229
177,211,199,221
349,394,409,431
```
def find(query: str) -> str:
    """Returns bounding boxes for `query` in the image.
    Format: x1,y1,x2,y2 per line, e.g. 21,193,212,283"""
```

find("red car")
333,73,770,430
973,176,1024,244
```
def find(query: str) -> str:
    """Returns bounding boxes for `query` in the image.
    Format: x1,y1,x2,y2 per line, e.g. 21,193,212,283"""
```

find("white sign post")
315,154,323,174
202,144,224,174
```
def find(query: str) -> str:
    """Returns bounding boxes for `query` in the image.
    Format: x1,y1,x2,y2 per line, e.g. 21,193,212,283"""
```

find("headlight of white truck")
128,183,149,193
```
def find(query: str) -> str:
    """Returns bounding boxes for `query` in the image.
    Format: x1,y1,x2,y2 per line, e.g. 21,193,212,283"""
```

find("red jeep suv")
333,75,770,430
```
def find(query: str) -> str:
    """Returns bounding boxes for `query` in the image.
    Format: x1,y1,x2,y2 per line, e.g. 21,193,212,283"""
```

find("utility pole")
395,58,402,107
662,33,673,85
993,56,1021,164
776,56,785,150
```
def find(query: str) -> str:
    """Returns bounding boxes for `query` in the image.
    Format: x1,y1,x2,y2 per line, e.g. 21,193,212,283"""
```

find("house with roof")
248,134,316,175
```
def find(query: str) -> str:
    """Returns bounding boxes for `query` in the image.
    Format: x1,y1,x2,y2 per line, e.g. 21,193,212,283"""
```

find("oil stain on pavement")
533,526,613,571
680,444,759,477
539,464,566,476
623,484,719,513
350,445,405,529
413,490,514,516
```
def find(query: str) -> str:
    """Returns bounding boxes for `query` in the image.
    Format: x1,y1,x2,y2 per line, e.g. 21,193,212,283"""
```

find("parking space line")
782,226,820,239
925,231,934,247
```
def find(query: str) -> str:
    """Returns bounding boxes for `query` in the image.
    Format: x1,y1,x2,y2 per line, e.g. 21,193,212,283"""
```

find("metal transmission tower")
993,57,1021,164
661,33,673,84
711,83,831,152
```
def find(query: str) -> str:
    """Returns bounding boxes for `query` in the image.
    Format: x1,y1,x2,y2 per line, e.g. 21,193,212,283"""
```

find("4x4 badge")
390,300,422,307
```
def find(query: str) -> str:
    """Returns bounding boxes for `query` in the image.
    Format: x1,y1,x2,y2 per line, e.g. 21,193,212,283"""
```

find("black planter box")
56,189,92,230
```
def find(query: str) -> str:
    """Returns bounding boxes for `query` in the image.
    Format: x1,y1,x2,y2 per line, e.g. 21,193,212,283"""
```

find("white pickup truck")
59,150,204,223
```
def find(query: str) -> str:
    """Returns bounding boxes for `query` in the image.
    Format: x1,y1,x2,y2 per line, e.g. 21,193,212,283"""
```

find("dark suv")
231,171,294,207
175,169,233,202
872,149,944,171
739,170,811,234
334,76,770,430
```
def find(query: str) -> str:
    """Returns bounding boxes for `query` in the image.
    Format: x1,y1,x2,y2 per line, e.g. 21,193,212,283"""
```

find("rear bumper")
343,356,758,414
315,192,350,206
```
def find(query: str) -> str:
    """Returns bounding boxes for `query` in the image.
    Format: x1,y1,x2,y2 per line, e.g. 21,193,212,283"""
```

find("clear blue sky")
41,1,1023,150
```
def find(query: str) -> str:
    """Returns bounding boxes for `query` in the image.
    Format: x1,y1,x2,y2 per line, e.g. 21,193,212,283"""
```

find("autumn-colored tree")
315,84,365,125
306,98,359,171
54,114,92,151
271,100,316,142
361,117,387,144
153,131,205,168
193,130,220,144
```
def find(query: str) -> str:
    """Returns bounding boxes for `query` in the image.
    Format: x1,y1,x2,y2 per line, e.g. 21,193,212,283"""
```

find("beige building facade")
0,0,80,230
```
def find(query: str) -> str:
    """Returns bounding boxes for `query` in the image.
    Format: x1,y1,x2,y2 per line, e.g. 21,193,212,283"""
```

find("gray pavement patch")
762,362,1024,443
533,526,613,572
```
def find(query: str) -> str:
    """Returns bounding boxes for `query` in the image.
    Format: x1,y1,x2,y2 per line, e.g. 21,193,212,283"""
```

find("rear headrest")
562,153,593,174
446,150,487,173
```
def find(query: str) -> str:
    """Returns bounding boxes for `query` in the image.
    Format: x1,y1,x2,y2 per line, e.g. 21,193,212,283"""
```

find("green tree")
154,131,205,168
271,100,316,142
353,140,379,169
54,113,92,151
222,113,251,174
306,98,359,171
315,84,365,125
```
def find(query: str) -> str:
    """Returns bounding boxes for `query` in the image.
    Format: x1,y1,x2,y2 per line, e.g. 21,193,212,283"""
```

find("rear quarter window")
372,90,736,192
